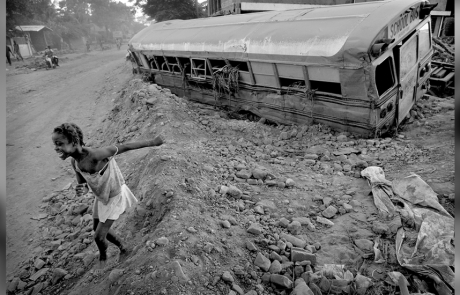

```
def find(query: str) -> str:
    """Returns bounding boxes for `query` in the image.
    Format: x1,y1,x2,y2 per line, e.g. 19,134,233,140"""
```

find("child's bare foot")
117,246,133,264
94,260,107,275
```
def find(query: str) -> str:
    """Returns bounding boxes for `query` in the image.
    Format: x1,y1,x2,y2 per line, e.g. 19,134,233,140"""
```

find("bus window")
375,56,396,96
418,22,431,59
191,58,209,79
400,36,418,79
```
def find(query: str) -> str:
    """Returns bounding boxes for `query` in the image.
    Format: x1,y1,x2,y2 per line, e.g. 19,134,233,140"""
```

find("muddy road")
6,48,132,274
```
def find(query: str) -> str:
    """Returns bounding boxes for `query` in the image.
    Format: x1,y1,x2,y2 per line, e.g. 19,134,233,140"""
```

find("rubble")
7,77,454,295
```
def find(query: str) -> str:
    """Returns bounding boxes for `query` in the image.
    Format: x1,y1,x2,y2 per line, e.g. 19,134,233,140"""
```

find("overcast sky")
117,0,207,19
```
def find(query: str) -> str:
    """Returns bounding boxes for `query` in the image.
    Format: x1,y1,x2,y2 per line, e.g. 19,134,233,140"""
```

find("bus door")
395,33,418,124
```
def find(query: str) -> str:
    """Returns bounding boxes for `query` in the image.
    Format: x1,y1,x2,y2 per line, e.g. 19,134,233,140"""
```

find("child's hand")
76,184,89,196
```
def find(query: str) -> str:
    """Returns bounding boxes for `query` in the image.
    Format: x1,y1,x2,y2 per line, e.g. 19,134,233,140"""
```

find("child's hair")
53,123,85,146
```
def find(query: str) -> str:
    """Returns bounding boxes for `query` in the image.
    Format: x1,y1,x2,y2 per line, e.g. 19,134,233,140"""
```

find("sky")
117,0,207,19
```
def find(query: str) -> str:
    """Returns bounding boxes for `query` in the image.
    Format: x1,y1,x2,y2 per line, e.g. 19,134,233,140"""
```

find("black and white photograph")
4,0,455,294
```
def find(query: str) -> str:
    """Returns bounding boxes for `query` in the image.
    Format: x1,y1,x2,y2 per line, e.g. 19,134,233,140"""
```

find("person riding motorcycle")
44,46,59,69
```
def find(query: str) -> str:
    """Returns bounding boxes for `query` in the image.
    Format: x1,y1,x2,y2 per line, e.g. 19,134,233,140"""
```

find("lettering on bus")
388,5,420,40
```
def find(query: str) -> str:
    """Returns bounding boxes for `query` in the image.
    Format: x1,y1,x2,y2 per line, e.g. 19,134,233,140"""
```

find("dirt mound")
7,77,454,295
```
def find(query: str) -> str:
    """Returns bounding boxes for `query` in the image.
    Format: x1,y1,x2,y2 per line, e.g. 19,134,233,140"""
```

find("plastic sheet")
360,167,396,217
361,167,455,295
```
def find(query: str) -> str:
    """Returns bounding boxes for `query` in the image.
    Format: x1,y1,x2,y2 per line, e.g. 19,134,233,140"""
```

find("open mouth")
57,151,67,159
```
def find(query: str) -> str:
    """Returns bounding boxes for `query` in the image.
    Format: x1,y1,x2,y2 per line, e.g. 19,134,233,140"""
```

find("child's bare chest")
77,157,109,175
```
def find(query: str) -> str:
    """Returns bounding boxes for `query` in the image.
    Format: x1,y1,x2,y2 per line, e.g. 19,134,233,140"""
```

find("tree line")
6,0,207,48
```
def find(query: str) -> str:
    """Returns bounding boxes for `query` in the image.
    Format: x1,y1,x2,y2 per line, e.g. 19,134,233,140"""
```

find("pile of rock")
7,186,97,294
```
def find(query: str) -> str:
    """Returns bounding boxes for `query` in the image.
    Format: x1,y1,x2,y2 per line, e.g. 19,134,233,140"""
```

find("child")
51,123,164,273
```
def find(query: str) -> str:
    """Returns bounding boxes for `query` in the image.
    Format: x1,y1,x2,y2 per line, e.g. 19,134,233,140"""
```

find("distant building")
15,25,58,52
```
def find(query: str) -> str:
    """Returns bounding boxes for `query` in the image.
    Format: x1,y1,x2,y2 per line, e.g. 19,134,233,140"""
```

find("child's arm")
92,134,165,161
71,158,89,196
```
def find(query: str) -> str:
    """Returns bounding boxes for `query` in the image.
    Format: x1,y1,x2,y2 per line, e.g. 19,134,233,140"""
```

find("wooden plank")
302,66,311,90
272,63,281,89
246,61,256,85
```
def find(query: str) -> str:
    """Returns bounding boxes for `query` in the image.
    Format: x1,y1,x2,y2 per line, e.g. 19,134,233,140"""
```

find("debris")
362,167,455,295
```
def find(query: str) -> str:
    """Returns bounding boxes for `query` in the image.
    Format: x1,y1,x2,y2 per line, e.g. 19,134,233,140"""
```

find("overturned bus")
128,0,437,137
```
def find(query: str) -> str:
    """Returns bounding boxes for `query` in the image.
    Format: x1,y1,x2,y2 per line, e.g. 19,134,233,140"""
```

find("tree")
135,0,203,22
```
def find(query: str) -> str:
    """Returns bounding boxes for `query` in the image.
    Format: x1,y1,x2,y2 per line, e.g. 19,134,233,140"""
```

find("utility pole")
196,0,199,17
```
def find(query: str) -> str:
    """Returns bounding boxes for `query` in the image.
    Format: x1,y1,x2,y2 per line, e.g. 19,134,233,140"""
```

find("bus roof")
130,0,427,63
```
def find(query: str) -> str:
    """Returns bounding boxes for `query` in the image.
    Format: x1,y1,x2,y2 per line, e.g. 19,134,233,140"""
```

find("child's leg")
93,219,114,263
93,218,127,252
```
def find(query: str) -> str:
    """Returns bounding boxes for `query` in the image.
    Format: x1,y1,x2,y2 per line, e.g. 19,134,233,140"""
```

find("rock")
29,268,49,281
372,221,389,235
83,253,96,266
187,227,197,233
221,220,231,228
220,185,229,195
291,280,315,295
280,233,307,248
342,203,353,213
236,170,252,179
322,197,333,207
7,277,19,292
31,282,44,295
73,204,89,215
262,273,271,283
254,252,271,271
227,185,243,198
309,282,322,295
280,132,289,140
355,274,373,292
318,277,331,292
247,223,264,235
265,179,277,186
253,206,264,215
349,200,361,207
288,221,302,235
304,154,319,160
232,283,245,295
285,178,296,187
246,241,258,251
291,249,316,265
156,237,169,246
222,271,234,283
269,260,282,274
52,268,68,285
109,268,124,283
270,274,293,289
169,260,189,282
270,251,283,262
354,239,374,252
316,217,334,227
34,258,46,270
279,217,290,228
336,135,347,142
71,215,81,226
252,169,268,180
256,199,277,210
322,206,338,218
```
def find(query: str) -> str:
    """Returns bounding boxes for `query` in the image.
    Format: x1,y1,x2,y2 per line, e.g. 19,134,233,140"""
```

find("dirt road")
6,48,132,274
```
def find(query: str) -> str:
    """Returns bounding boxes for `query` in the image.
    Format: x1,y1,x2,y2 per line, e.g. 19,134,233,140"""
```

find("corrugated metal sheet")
130,0,425,59
16,25,52,32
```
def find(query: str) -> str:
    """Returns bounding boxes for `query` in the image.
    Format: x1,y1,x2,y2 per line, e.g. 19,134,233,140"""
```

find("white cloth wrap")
93,184,138,222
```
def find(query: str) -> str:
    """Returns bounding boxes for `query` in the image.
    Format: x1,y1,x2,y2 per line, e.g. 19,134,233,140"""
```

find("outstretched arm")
92,134,165,161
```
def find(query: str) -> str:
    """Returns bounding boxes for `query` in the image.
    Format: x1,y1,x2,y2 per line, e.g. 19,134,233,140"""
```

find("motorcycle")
45,56,59,69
